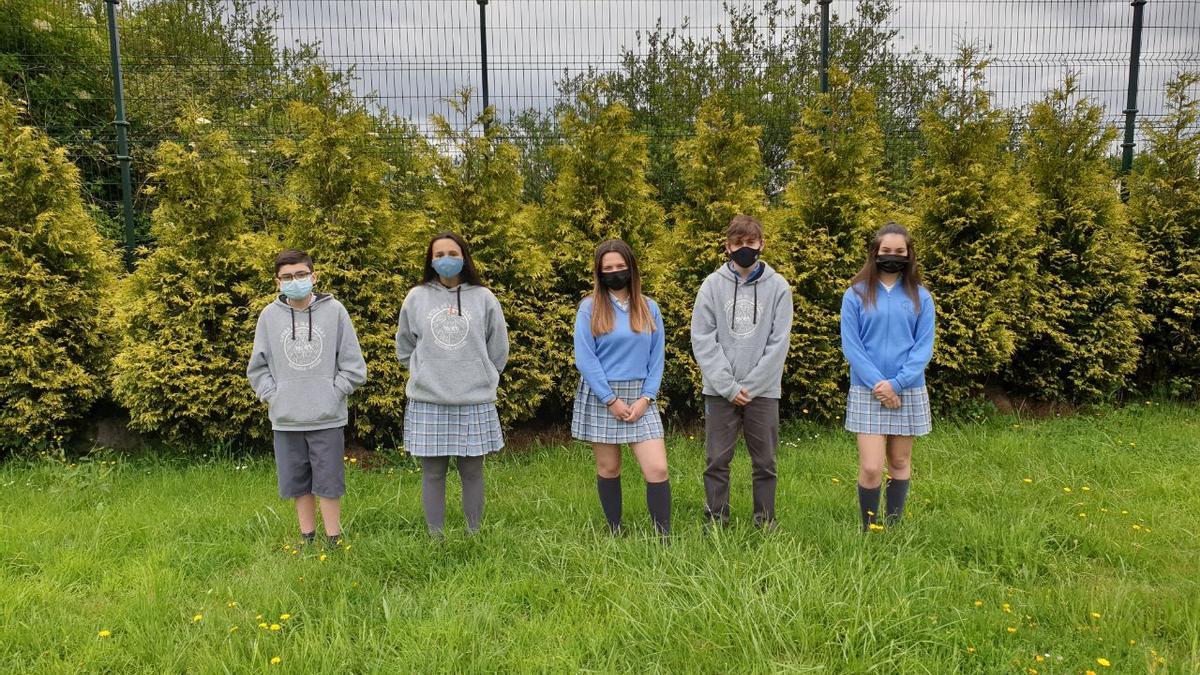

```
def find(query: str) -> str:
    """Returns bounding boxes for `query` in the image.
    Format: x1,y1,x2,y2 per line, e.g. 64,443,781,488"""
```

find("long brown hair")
590,239,655,336
850,222,924,310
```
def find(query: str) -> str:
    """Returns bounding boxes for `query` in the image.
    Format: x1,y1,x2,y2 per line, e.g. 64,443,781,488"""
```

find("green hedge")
3,70,1196,450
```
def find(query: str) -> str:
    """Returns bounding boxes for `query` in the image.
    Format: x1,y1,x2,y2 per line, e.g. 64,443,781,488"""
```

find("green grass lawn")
2,402,1198,673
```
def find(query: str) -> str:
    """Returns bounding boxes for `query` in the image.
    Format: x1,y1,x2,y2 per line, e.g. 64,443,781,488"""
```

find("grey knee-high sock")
858,483,881,532
646,479,672,536
421,457,450,534
457,455,485,532
596,475,622,532
885,478,910,523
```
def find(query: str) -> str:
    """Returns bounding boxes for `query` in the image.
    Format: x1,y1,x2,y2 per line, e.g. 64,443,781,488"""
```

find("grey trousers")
703,395,780,525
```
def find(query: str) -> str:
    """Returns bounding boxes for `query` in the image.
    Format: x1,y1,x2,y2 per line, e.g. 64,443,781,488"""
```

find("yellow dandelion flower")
1128,639,1136,645
966,646,975,653
1156,656,1165,664
1087,671,1097,675
343,456,348,461
1132,524,1142,530
1121,510,1129,515
1079,512,1087,518
1002,603,1012,613
868,523,884,532
229,626,239,633
866,510,875,517
270,624,281,631
1035,654,1044,662
1090,612,1101,619
344,544,352,551
271,656,282,665
280,614,291,621
1063,487,1072,493
98,629,112,638
227,601,237,608
351,581,359,588
192,614,203,623
974,600,983,607
802,408,810,414
1007,627,1017,633
256,614,263,620
831,477,841,484
1096,657,1111,667
258,622,268,629
319,554,328,561
1100,508,1108,513
1028,669,1038,674
350,458,357,464
291,549,299,555
1082,486,1091,491
1023,478,1033,483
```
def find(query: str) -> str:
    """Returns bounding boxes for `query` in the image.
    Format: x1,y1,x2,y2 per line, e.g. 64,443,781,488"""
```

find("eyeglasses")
277,271,312,283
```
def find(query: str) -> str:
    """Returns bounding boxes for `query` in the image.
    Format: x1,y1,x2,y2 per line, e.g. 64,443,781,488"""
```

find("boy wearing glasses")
247,249,367,547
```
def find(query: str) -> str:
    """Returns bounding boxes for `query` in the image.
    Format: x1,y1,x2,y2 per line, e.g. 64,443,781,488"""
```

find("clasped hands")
607,396,651,422
873,380,902,409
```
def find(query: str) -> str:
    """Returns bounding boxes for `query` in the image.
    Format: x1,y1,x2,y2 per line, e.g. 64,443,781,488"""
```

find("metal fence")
5,0,1199,257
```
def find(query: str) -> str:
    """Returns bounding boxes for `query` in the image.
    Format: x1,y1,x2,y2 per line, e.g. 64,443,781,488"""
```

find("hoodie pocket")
269,377,343,426
416,358,498,402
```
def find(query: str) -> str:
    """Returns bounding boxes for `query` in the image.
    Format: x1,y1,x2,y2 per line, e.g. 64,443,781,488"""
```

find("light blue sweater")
840,281,936,393
573,294,665,404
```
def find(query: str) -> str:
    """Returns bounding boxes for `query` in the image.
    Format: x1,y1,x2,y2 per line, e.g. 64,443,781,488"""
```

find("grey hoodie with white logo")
247,293,368,431
691,261,794,401
395,282,509,405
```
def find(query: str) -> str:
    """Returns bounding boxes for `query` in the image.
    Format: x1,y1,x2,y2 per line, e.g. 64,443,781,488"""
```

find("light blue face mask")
281,278,313,300
432,256,464,280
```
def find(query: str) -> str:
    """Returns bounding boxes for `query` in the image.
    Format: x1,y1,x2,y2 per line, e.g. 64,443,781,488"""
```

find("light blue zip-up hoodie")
840,280,936,393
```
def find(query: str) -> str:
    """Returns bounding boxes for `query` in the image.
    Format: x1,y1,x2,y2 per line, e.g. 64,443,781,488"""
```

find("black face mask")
875,255,908,274
730,246,761,269
599,269,631,291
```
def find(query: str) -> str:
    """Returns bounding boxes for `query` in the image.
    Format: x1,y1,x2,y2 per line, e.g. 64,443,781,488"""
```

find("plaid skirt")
844,385,933,437
571,378,665,444
403,400,505,457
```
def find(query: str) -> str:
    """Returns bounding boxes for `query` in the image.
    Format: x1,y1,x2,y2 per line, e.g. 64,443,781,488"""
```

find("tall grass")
1,402,1197,672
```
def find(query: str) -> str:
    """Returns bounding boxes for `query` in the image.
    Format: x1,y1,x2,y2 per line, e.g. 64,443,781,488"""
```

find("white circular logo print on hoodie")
429,307,470,349
725,297,760,339
279,324,325,370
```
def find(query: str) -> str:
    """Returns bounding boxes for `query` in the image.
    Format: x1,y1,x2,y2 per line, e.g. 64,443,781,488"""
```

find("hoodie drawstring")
730,275,738,330
307,305,313,341
288,302,314,341
456,286,462,317
753,281,758,324
729,273,759,330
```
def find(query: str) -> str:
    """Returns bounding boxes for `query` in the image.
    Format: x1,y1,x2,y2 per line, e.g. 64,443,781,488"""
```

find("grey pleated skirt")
403,400,505,457
844,385,932,437
571,379,664,444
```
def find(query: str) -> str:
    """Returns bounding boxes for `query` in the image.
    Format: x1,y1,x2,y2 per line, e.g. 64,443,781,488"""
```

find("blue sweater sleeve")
641,300,665,399
890,289,936,393
840,289,888,387
573,299,615,404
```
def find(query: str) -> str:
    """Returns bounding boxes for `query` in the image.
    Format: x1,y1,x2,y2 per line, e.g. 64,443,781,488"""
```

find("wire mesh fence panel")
3,0,1198,232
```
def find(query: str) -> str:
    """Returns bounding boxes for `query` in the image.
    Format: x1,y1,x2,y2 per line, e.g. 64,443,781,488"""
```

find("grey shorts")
273,427,346,499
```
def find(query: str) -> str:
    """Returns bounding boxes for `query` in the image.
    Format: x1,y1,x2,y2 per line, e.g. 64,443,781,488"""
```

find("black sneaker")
324,533,343,548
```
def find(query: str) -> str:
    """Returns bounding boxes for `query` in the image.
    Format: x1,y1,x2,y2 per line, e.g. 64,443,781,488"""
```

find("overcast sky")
267,0,1199,135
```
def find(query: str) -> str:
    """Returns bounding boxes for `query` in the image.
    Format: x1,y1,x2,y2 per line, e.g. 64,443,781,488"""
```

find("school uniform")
570,294,665,443
396,280,509,535
691,260,793,525
395,282,509,456
247,293,368,499
840,280,936,437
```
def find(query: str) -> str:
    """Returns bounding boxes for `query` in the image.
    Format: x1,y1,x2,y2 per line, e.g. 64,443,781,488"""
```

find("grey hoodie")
247,293,368,431
395,282,509,405
691,261,794,401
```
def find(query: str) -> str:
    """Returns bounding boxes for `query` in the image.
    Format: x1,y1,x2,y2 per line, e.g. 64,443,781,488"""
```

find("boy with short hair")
247,249,367,546
690,215,794,528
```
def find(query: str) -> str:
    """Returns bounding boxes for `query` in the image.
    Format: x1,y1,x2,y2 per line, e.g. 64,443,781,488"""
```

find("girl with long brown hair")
571,239,670,537
840,222,937,532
